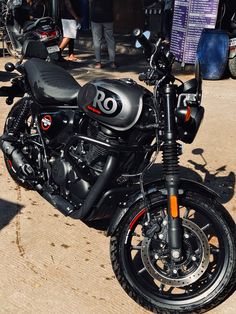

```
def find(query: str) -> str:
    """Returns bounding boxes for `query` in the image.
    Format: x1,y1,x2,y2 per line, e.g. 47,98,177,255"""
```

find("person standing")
59,0,81,61
90,0,116,69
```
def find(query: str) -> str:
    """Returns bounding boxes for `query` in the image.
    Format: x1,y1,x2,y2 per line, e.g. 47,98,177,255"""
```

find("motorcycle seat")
22,21,36,33
22,17,54,33
24,58,81,106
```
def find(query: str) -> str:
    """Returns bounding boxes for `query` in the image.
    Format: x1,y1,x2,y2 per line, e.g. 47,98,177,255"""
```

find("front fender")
106,178,219,236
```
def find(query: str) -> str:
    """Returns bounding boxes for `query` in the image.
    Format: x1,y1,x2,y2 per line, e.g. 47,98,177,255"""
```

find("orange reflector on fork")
170,195,178,218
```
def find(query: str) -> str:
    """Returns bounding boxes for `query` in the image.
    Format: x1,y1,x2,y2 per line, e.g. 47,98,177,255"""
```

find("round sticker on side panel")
41,115,52,131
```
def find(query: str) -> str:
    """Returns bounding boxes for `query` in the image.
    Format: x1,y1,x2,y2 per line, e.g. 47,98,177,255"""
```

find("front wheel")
110,192,236,313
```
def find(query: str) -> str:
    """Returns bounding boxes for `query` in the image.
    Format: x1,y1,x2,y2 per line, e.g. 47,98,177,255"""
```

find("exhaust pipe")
41,191,75,216
40,155,118,220
1,137,118,221
0,138,35,177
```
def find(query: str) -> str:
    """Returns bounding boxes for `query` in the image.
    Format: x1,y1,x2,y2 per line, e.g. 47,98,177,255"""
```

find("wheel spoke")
201,223,211,231
159,283,165,293
138,266,147,275
166,286,175,294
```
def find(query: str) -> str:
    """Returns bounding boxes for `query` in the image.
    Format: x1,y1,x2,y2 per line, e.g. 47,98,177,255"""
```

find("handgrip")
133,28,154,58
138,72,147,81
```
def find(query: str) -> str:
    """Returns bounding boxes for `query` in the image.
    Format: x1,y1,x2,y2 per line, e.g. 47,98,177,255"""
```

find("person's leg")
68,39,74,56
59,19,77,53
67,39,80,61
103,22,116,65
91,22,103,66
59,37,71,51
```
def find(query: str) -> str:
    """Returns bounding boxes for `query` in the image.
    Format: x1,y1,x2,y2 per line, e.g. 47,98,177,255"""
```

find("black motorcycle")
0,0,60,58
0,33,235,313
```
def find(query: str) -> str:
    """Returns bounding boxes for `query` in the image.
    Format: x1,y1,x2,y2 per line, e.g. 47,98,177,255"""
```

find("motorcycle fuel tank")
77,79,151,131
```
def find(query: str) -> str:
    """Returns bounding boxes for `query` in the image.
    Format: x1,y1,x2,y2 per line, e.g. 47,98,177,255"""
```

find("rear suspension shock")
8,98,31,136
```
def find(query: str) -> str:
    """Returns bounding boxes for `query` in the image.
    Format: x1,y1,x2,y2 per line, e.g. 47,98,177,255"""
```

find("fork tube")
162,84,182,258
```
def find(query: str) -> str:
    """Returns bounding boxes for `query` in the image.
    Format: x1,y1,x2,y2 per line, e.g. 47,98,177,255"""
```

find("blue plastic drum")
196,29,229,80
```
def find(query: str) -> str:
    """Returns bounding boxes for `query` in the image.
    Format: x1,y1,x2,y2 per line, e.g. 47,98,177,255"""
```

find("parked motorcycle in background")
0,0,60,58
229,13,236,78
0,30,235,313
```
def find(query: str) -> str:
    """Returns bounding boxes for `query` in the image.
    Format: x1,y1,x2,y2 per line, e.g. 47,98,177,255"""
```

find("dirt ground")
0,52,236,314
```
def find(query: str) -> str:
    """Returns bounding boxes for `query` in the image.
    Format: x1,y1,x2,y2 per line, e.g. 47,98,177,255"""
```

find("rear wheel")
110,192,236,313
229,57,236,79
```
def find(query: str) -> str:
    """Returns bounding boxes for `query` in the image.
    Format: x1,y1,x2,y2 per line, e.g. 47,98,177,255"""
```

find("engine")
51,157,90,207
50,121,112,208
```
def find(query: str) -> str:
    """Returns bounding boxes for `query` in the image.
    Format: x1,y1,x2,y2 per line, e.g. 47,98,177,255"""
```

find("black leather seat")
24,58,81,105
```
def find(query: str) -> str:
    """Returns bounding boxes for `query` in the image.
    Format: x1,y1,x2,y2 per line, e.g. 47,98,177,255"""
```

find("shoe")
110,62,118,69
66,55,83,62
94,62,102,69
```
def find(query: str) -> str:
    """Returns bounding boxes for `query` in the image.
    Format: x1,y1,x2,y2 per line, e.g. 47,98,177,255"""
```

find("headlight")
176,103,204,144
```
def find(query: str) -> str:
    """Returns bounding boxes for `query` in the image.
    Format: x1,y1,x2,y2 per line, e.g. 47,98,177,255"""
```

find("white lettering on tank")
93,90,118,115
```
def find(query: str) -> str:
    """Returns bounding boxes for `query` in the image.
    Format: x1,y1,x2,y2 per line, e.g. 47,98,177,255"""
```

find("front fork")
162,84,182,260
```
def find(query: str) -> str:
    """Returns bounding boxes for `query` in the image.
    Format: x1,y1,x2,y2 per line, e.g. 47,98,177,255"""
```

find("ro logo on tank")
88,87,122,117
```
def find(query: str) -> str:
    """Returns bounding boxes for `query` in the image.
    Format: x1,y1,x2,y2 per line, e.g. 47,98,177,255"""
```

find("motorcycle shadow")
188,148,235,204
0,198,23,230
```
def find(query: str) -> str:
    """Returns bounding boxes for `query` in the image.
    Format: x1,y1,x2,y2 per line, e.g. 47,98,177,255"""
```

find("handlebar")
134,29,175,86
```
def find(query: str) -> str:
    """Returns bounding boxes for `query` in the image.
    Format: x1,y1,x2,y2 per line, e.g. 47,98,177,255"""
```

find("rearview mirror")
135,31,151,48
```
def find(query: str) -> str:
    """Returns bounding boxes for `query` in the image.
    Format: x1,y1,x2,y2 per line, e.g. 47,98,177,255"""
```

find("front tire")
110,192,236,313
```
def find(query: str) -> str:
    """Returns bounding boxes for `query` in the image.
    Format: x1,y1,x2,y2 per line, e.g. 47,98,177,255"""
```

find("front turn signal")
175,106,192,124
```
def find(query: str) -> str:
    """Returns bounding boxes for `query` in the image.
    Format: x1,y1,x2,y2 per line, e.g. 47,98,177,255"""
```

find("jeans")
91,22,116,62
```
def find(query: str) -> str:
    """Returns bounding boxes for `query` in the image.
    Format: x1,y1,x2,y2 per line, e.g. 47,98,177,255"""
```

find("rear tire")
229,57,236,79
110,192,236,313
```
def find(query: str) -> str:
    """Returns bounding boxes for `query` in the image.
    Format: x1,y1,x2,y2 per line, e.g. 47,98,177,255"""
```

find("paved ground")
0,48,236,314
